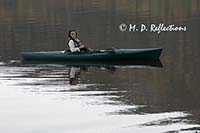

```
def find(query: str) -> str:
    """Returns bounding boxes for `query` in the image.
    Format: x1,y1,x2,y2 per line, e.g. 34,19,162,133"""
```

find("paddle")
64,47,116,54
93,47,116,54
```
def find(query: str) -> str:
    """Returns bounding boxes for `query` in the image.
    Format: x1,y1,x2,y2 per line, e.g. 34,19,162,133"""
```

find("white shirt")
68,40,80,52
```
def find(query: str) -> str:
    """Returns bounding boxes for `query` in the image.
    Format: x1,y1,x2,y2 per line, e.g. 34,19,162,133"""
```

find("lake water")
0,0,200,132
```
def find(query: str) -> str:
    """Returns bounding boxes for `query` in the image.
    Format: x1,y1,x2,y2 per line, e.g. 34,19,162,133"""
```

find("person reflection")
68,66,116,85
69,67,80,85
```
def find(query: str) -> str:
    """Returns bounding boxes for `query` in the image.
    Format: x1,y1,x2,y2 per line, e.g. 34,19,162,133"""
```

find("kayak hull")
21,48,162,61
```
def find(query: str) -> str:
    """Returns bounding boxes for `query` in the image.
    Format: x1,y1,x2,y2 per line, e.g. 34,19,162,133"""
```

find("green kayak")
21,48,162,61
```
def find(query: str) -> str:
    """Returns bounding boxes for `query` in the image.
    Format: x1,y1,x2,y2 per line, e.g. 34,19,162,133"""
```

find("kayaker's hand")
79,45,85,48
87,48,93,52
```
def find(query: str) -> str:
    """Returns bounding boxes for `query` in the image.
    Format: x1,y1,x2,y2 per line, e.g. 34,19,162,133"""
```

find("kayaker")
67,30,91,52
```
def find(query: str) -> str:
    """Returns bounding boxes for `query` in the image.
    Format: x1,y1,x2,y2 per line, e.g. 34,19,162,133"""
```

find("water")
0,0,200,132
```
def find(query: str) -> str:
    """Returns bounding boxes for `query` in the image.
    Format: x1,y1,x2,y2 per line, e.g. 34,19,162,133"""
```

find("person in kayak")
67,30,91,52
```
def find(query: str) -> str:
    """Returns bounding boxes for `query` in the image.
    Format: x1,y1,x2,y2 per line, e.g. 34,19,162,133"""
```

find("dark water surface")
0,0,200,132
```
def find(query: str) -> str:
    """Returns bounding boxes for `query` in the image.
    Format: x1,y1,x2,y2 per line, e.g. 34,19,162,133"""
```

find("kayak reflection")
18,59,163,85
21,59,163,68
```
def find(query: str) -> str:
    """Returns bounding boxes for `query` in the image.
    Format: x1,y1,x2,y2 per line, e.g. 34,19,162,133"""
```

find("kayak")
21,48,162,61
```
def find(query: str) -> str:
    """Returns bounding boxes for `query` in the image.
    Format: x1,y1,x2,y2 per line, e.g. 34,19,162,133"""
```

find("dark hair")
68,30,77,38
67,30,80,45
69,78,78,85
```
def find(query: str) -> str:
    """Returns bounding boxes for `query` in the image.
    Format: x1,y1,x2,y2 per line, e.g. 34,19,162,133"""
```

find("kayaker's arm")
79,44,85,49
68,40,80,52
